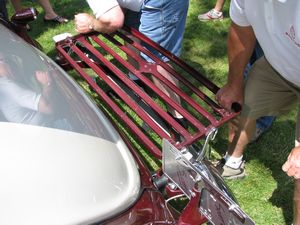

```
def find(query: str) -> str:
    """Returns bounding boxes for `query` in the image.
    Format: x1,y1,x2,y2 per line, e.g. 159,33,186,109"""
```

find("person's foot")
44,15,68,24
215,158,246,179
198,9,223,21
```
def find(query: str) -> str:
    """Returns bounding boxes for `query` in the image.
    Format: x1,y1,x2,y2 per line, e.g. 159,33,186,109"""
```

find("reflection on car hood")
0,122,141,225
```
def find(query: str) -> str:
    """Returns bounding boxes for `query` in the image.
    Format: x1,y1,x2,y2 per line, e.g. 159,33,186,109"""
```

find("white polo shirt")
87,0,143,19
230,0,300,87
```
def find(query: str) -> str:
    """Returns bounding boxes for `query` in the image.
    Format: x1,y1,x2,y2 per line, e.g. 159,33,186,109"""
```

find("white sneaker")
198,9,223,21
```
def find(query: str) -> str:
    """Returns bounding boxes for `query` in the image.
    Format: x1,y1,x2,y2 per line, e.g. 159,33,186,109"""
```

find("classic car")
0,8,255,225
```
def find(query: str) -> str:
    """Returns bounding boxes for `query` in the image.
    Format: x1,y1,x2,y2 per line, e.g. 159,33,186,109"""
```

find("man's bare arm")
75,6,124,34
216,22,256,111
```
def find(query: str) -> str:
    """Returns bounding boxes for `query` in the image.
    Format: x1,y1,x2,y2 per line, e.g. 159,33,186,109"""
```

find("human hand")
216,82,243,112
35,71,51,87
74,13,94,34
282,146,300,179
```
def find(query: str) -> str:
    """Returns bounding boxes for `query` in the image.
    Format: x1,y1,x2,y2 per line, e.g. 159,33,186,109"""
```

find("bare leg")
294,179,300,225
11,0,68,22
153,65,182,118
10,0,23,11
37,0,58,20
11,0,56,17
214,0,226,12
125,36,140,73
227,116,256,158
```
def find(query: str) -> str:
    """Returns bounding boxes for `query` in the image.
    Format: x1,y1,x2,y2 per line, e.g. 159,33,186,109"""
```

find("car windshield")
0,25,116,141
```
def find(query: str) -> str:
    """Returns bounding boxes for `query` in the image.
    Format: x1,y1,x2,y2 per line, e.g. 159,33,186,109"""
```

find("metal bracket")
196,128,218,162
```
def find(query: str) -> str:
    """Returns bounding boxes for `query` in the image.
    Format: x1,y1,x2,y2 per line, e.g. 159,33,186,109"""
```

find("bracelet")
88,18,94,30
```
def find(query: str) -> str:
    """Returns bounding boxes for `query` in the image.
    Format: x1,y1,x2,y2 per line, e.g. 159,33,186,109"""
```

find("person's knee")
230,116,257,131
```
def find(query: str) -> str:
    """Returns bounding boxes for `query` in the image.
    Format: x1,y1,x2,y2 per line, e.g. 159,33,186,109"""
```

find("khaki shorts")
241,56,300,139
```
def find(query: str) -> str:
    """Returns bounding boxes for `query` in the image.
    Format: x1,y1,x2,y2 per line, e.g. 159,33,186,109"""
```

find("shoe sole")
223,171,246,180
198,17,224,22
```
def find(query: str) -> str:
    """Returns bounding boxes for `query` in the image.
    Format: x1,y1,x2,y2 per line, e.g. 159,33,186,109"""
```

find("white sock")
225,154,243,169
223,152,230,161
212,9,222,15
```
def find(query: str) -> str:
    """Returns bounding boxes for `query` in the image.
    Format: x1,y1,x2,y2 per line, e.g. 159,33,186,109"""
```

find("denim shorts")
139,0,189,62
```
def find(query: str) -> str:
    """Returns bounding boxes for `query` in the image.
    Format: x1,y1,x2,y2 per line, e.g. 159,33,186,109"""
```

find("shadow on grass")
247,119,295,224
211,118,295,224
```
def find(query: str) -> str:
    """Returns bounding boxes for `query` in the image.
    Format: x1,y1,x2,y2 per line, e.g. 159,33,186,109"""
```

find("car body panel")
0,122,140,225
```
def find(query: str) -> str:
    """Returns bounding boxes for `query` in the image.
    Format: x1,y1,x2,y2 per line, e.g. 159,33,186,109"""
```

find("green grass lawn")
7,0,297,224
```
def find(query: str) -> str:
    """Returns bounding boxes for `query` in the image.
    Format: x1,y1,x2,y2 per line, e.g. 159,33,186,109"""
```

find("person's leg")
37,0,56,19
214,0,226,12
217,116,256,179
220,57,297,178
10,0,22,11
10,0,67,23
10,0,33,30
37,0,68,22
154,65,181,118
227,116,256,158
140,0,189,119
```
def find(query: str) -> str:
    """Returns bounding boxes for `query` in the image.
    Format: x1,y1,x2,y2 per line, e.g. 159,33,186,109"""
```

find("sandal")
44,16,68,24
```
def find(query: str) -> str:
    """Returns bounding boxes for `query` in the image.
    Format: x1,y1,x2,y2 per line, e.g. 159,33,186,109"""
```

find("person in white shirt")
215,0,300,224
